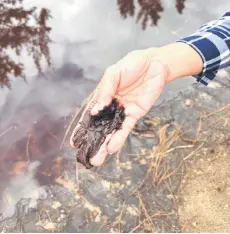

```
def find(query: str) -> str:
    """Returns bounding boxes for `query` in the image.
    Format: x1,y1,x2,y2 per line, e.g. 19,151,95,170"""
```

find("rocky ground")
0,73,229,232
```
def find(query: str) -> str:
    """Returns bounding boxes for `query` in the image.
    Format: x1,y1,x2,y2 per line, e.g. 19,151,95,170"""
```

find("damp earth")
71,98,125,169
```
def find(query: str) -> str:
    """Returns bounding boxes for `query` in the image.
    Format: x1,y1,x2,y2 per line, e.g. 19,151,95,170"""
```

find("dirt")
71,98,125,169
0,73,229,232
178,139,230,232
176,73,230,232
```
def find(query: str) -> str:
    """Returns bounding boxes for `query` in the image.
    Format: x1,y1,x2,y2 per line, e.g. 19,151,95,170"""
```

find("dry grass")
111,123,187,232
132,123,189,191
129,211,172,233
150,124,181,187
201,104,230,119
137,191,155,232
121,116,207,232
60,86,230,233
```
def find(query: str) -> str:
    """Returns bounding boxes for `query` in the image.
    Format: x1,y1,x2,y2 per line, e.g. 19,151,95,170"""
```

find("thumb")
91,65,119,115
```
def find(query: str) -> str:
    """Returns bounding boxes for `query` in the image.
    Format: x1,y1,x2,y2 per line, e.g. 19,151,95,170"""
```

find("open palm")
88,49,169,166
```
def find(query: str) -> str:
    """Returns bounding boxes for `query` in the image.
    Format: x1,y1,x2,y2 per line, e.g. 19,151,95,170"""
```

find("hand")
89,48,170,166
70,43,203,167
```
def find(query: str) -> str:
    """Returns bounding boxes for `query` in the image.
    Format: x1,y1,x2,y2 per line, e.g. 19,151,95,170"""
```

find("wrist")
147,43,204,83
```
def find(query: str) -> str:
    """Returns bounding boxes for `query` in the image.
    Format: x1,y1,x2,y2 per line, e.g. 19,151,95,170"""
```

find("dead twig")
75,162,79,191
183,143,204,161
45,209,55,233
55,177,101,214
165,144,194,154
118,200,126,233
202,104,230,119
26,133,31,163
0,125,16,139
60,106,83,149
129,124,180,195
152,124,180,187
137,191,155,231
129,212,173,233
97,222,108,233
179,135,199,144
129,218,148,233
156,159,183,186
196,116,202,139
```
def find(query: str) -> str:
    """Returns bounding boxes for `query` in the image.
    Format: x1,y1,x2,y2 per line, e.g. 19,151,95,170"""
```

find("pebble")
184,99,192,107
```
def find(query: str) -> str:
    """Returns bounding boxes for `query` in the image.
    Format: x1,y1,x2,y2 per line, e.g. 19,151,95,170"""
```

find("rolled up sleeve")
177,12,230,85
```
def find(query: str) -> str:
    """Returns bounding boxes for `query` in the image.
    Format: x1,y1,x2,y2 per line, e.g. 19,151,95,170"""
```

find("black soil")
71,98,125,169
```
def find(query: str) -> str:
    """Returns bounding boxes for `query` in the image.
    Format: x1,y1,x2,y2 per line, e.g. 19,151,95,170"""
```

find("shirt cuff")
176,30,229,85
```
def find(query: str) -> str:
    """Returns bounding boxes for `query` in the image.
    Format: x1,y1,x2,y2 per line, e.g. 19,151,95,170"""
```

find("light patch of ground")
178,144,230,232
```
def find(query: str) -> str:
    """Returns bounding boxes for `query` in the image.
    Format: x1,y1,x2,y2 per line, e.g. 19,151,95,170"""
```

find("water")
1,0,228,104
0,0,229,231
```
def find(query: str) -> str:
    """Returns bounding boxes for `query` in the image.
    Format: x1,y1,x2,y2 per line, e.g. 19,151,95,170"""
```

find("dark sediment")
71,98,125,169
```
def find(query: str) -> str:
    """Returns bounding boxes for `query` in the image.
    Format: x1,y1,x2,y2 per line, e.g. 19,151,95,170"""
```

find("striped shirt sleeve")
177,12,230,85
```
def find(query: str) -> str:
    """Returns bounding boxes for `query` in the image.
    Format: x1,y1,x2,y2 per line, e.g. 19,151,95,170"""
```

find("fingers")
90,116,137,166
107,116,137,154
90,131,115,166
91,65,119,115
90,72,166,166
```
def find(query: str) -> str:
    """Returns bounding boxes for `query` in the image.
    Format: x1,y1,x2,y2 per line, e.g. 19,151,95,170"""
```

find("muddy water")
0,0,229,231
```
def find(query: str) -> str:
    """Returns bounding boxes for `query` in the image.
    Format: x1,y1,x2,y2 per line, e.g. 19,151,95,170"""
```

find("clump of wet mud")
71,98,125,169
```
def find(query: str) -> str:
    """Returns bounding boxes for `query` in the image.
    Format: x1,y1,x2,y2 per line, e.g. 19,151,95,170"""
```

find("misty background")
0,0,229,218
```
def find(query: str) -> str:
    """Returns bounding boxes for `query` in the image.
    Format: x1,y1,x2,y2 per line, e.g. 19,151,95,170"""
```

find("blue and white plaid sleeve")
177,12,230,85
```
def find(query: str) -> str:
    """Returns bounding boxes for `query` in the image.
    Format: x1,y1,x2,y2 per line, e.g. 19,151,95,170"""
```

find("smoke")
0,0,229,220
1,161,43,217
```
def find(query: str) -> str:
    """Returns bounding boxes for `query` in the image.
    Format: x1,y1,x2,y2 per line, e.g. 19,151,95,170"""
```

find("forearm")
153,12,230,85
154,42,203,82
